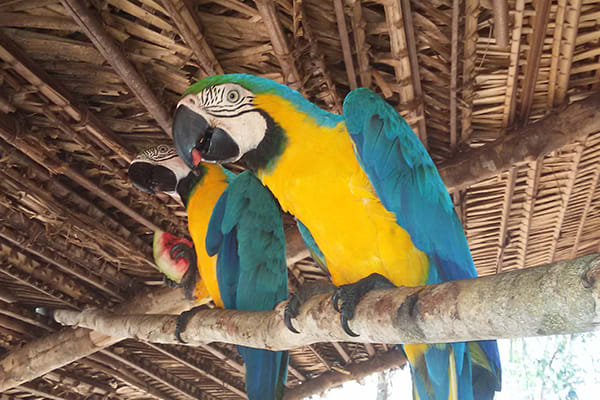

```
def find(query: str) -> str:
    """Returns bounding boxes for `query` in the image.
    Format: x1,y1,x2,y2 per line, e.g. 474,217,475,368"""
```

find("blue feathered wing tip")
408,341,501,400
238,346,289,400
206,170,289,400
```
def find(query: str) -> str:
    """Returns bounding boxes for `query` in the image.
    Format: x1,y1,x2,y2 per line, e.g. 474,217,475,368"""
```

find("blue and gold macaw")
172,75,502,400
128,145,289,400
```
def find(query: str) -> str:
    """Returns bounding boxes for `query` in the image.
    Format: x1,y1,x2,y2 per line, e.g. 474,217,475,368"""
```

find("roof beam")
0,117,160,232
519,158,543,269
400,0,427,146
462,0,479,141
144,343,248,398
570,161,600,259
549,144,585,262
254,0,303,89
502,0,525,129
100,350,216,400
491,0,509,48
349,0,370,88
300,2,342,113
0,30,133,163
439,94,600,190
554,0,583,105
60,0,173,136
162,0,224,76
85,355,179,400
283,350,407,400
0,203,130,289
333,0,357,90
518,0,551,124
383,0,425,143
496,167,518,273
449,0,460,149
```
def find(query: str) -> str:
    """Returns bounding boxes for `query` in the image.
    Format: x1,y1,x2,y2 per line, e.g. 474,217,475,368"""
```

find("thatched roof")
0,0,599,398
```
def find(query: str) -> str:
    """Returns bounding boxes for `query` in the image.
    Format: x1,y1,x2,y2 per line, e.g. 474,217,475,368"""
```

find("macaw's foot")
284,280,336,334
332,273,396,337
169,242,199,301
163,276,183,288
170,242,195,264
175,306,203,344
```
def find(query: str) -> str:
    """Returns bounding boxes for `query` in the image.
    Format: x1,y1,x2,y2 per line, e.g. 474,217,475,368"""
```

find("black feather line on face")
177,164,208,208
242,109,288,173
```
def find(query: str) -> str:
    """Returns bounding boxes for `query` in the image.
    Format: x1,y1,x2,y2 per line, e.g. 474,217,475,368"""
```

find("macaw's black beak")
172,105,240,169
128,162,177,194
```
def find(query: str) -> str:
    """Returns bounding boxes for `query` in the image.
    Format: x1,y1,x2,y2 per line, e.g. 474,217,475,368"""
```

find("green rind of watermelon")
153,230,193,283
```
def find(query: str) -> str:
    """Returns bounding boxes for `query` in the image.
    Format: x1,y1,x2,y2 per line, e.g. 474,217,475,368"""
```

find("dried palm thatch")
0,0,599,399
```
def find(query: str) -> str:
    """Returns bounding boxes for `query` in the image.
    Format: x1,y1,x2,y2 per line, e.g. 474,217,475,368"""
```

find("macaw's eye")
227,90,240,103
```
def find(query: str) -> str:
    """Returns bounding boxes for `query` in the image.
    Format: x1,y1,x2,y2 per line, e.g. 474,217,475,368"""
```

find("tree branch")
51,254,600,350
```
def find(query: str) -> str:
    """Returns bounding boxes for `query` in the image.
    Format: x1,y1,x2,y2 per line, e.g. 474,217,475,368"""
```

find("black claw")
163,276,183,288
283,281,336,334
175,306,202,344
331,273,397,337
284,310,300,334
170,242,191,263
341,314,359,337
332,291,341,313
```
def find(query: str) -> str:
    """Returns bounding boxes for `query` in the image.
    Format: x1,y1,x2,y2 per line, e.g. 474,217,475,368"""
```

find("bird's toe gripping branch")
175,306,204,344
284,280,336,334
332,273,396,337
169,242,199,301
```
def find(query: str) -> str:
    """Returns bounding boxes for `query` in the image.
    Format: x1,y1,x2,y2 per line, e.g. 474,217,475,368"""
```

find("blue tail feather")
238,346,288,400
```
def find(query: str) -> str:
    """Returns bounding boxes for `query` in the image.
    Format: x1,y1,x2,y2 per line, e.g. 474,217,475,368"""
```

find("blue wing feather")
343,88,501,400
296,219,328,274
206,170,288,400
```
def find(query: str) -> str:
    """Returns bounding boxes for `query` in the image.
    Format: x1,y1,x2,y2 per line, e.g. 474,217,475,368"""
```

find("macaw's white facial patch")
178,85,267,162
214,111,267,157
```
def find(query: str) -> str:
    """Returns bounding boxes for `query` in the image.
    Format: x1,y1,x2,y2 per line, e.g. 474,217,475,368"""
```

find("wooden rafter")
496,167,518,273
492,0,509,48
0,30,133,163
162,0,224,76
101,350,219,400
284,350,406,400
549,144,585,262
333,0,357,90
570,161,600,259
502,0,525,129
349,0,371,88
554,0,583,105
83,355,178,400
400,0,427,147
449,0,460,149
0,119,161,232
519,158,543,269
462,0,479,141
60,0,173,136
518,0,551,124
144,343,248,399
254,0,303,89
439,93,600,190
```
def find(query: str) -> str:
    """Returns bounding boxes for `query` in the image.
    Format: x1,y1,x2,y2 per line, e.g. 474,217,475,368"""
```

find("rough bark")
50,254,600,350
439,94,600,190
282,350,407,400
0,287,196,391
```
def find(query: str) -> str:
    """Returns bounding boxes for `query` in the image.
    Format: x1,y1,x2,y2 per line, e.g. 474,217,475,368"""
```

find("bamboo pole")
50,254,600,350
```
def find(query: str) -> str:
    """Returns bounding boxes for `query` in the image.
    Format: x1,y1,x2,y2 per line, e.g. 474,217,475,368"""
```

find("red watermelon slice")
153,230,193,283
